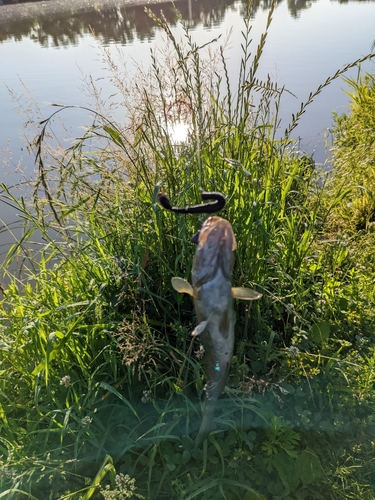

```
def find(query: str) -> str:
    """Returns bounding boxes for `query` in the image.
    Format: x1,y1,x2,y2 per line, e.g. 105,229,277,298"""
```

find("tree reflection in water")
0,0,334,48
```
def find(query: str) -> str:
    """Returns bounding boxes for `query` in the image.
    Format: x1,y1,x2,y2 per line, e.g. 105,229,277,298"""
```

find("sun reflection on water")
168,120,190,145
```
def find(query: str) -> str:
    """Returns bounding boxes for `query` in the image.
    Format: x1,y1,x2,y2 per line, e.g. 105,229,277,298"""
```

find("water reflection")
0,0,231,46
4,0,370,48
287,0,315,17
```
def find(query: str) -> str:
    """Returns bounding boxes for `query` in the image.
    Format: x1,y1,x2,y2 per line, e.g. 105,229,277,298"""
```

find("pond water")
1,0,375,268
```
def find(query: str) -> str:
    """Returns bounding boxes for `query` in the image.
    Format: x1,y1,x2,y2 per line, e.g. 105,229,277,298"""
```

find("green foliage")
1,3,375,500
330,72,375,231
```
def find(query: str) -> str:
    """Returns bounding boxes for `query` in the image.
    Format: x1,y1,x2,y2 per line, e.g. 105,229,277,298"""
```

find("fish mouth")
192,216,236,286
196,217,237,251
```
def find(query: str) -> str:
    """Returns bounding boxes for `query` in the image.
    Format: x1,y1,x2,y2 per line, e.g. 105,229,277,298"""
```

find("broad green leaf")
309,321,330,344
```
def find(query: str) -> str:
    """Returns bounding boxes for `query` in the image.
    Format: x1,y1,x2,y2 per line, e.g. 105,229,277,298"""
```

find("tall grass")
329,71,375,231
1,3,375,499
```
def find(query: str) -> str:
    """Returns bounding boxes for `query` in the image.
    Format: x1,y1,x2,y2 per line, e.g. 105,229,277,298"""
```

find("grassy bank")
1,5,375,499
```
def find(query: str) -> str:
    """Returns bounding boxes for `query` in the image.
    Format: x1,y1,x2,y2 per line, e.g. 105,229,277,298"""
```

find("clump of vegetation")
1,3,375,499
330,72,375,231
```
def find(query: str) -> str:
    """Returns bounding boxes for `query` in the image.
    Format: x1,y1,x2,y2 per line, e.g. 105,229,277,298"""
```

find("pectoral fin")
232,287,262,301
192,312,214,337
192,320,208,338
171,277,194,296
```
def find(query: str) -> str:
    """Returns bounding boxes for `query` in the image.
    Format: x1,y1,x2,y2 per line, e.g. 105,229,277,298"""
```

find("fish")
171,216,262,446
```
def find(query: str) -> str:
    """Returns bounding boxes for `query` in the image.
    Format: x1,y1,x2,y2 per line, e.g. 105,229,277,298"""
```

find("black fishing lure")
157,191,226,215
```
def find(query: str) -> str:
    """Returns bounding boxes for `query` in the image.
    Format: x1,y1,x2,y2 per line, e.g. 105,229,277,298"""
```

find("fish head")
192,216,236,286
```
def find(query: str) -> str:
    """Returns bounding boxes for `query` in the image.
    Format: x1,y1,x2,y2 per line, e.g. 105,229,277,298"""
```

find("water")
1,0,375,269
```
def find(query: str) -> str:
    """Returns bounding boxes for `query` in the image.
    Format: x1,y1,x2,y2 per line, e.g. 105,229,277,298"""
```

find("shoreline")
0,0,179,26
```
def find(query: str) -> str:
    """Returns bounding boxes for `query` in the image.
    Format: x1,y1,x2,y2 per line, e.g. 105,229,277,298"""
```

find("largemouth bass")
171,216,262,445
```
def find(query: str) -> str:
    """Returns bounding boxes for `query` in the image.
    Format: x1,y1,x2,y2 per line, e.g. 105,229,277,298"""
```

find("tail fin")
195,398,217,447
